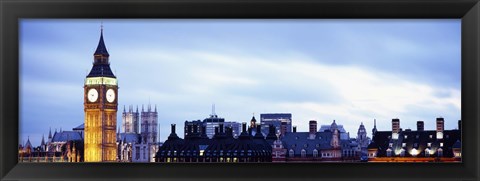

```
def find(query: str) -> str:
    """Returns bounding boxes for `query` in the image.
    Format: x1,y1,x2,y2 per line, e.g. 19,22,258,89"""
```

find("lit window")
313,149,318,158
411,148,418,157
402,143,406,147
389,143,393,147
427,143,432,147
425,148,430,157
440,142,444,147
429,135,433,139
400,149,406,157
404,135,408,139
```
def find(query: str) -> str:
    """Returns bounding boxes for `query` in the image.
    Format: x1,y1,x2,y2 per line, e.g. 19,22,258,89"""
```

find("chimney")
458,120,462,131
171,124,176,134
309,120,317,135
280,122,287,135
256,123,261,133
242,122,247,133
219,123,224,134
392,118,400,139
392,118,400,133
436,117,444,139
226,126,233,137
293,126,297,133
417,121,424,131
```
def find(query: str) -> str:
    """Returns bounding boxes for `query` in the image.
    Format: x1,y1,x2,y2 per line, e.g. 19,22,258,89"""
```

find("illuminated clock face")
87,88,98,102
106,89,115,103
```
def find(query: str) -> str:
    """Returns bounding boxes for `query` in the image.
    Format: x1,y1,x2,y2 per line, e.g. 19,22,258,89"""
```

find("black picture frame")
1,0,479,180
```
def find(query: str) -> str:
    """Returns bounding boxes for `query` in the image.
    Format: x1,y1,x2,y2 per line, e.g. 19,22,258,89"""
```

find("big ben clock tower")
84,27,118,162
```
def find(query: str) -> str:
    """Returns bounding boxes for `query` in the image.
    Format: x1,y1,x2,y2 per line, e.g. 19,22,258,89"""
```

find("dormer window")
289,149,294,157
386,148,392,157
440,142,444,147
437,148,443,157
389,143,393,147
404,135,408,139
313,149,318,158
429,135,433,139
427,143,432,147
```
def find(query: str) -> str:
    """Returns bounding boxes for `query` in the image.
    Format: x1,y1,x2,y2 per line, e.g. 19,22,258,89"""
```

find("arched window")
289,149,294,157
386,148,392,157
437,148,443,157
301,149,306,158
313,149,318,158
425,148,430,157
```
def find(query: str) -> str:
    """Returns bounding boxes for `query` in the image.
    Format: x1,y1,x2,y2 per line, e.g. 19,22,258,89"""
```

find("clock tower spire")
84,26,118,162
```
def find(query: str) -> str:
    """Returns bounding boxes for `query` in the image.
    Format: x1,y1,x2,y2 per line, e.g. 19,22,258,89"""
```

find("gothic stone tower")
84,28,118,162
122,105,139,133
141,104,158,144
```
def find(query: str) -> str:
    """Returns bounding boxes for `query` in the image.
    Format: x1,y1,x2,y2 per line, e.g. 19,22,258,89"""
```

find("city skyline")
20,19,461,146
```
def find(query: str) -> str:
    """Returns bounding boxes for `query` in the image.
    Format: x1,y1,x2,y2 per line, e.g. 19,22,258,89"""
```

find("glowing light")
85,77,117,86
410,148,418,156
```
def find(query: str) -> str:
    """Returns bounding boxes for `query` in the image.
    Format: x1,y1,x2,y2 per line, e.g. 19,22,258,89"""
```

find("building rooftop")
51,131,83,142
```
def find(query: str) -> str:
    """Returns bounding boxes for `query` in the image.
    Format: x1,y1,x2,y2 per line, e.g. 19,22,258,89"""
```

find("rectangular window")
143,147,146,159
135,146,140,160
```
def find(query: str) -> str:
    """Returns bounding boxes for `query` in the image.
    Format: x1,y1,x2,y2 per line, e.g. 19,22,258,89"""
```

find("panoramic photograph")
19,19,461,163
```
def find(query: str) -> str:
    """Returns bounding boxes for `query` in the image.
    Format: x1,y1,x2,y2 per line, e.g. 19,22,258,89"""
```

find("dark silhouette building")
155,122,273,162
367,118,461,162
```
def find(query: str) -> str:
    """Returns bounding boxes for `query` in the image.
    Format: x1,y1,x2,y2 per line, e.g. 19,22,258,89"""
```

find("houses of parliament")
18,28,461,163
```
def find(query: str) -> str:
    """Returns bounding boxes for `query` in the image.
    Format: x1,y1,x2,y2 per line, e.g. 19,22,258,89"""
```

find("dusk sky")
20,19,461,146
